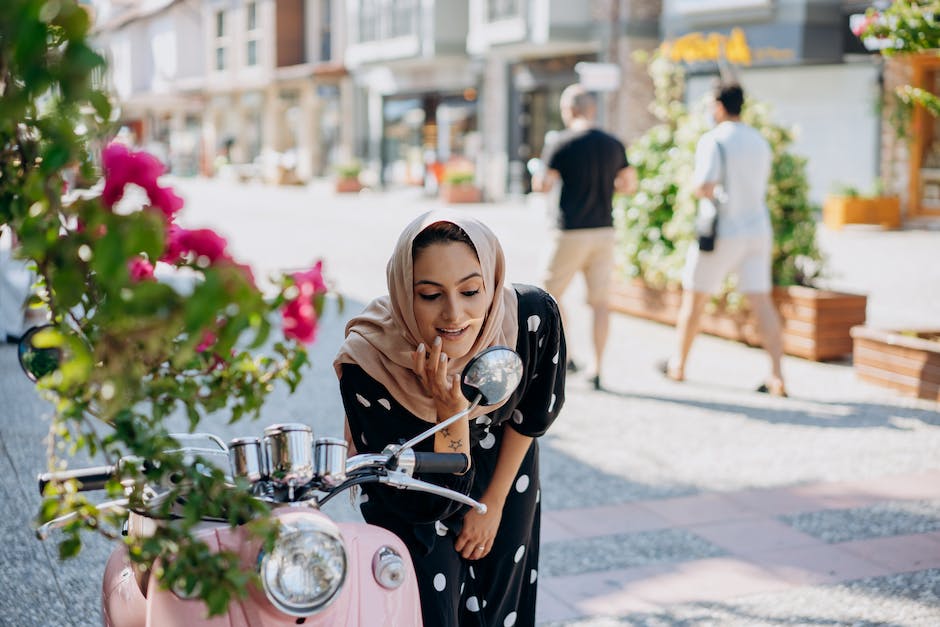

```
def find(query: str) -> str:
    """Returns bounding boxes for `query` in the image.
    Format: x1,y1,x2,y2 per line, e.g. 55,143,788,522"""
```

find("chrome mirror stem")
389,394,481,465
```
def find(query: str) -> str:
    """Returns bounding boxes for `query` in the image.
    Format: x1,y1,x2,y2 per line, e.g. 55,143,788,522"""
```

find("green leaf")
58,535,82,559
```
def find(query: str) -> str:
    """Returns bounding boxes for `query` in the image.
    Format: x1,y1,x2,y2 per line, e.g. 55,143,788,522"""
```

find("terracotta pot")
440,184,482,204
851,326,940,401
822,195,901,230
335,177,363,193
609,279,868,361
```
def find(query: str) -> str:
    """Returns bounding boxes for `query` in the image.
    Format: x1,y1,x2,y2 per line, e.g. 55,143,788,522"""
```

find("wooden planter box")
335,177,363,193
851,327,940,401
609,279,868,361
822,195,901,230
440,183,482,204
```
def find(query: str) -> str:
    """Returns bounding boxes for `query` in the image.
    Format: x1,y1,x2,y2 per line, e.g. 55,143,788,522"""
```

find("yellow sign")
659,27,794,66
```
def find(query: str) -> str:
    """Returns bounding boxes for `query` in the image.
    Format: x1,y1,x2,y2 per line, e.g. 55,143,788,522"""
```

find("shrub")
616,53,824,298
0,0,328,615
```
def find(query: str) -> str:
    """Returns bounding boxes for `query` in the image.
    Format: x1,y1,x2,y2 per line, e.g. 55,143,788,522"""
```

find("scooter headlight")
258,518,347,616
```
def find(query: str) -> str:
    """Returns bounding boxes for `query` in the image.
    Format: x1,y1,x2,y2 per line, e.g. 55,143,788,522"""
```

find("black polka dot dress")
340,284,566,627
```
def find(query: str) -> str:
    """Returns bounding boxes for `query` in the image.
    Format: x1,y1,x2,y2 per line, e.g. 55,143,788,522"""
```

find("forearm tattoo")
437,426,463,451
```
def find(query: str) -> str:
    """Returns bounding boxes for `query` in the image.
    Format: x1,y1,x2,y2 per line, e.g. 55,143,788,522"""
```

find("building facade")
93,0,207,175
93,0,354,183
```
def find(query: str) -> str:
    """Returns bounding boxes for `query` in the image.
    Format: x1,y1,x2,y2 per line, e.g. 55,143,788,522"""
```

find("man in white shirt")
661,83,787,397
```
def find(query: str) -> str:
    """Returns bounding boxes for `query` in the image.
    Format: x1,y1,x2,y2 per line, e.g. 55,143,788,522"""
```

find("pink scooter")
31,345,523,627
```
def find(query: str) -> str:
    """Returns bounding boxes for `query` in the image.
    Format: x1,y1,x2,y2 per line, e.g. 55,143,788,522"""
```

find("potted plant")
610,53,868,361
822,181,901,230
440,164,482,204
851,327,940,401
334,160,364,193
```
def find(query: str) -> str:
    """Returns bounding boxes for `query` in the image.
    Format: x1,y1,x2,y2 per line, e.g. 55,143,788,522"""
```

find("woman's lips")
437,326,469,340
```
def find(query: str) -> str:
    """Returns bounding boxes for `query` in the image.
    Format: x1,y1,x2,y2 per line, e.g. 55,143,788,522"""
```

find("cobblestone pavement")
1,179,938,626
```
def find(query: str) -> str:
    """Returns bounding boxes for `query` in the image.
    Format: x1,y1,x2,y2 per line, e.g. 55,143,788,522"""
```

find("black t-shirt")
543,128,629,230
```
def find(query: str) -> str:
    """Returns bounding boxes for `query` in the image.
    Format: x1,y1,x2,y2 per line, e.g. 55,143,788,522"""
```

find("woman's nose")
441,297,458,321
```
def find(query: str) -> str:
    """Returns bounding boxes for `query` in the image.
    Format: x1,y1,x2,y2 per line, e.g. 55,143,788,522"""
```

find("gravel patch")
781,500,940,543
540,568,940,626
539,529,727,577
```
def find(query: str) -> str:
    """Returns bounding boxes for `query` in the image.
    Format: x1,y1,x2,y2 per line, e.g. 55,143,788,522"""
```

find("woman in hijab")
334,209,565,626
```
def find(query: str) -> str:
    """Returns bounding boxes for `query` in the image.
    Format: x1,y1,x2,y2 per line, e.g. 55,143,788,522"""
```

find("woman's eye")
418,293,441,301
462,290,480,297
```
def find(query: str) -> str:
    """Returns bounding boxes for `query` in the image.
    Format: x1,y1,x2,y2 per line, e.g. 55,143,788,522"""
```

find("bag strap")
714,140,726,191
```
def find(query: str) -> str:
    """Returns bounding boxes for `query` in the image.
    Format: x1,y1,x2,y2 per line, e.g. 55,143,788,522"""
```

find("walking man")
533,84,636,390
662,82,787,397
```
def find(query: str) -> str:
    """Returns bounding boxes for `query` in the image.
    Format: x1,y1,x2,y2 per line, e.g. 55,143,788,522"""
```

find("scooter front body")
102,508,423,627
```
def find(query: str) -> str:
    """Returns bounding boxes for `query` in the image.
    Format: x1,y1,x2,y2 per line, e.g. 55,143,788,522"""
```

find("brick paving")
536,470,940,623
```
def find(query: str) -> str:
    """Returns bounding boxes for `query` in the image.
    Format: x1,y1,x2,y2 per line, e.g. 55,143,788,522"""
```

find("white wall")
688,62,880,204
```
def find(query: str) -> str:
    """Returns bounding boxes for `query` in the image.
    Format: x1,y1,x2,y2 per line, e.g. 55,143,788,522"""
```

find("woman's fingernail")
417,343,425,353
434,336,442,346
440,353,447,362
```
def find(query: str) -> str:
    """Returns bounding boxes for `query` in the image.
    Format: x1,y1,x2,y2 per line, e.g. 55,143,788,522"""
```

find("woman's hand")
455,497,504,560
413,336,467,420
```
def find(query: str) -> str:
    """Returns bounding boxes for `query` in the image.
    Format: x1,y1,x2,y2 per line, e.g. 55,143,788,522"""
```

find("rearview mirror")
460,346,523,407
17,324,63,382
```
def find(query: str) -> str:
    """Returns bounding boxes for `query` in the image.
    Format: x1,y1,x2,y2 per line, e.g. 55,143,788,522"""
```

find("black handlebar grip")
412,452,470,475
38,465,116,495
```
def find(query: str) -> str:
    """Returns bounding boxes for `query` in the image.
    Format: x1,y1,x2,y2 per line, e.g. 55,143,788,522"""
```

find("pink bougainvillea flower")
282,297,318,344
148,185,185,218
180,228,228,263
128,257,155,282
196,330,217,353
281,261,327,344
160,225,229,265
293,261,327,295
101,142,184,219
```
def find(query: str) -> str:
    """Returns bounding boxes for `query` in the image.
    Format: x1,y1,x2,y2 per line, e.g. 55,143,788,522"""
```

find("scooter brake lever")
36,498,129,540
379,472,486,514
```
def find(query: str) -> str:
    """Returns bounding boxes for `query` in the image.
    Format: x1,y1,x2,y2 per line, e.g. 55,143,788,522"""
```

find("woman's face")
412,240,490,360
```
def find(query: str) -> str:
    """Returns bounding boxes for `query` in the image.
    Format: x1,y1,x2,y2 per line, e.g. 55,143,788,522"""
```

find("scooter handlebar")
38,465,115,495
412,452,469,475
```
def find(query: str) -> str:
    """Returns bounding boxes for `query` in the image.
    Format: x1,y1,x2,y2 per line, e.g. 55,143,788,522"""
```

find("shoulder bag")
695,140,725,252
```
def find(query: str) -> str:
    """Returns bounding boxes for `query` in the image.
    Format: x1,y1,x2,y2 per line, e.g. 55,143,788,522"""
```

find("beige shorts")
682,233,773,294
544,227,615,307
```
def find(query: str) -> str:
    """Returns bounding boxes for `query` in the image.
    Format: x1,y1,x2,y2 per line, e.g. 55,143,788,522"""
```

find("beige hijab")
334,210,519,423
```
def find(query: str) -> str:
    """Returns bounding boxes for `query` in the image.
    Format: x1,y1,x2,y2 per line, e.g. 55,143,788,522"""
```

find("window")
214,9,227,70
246,2,260,66
390,0,416,38
246,40,257,66
246,2,257,30
359,0,416,42
359,0,379,42
487,0,520,21
320,0,332,61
